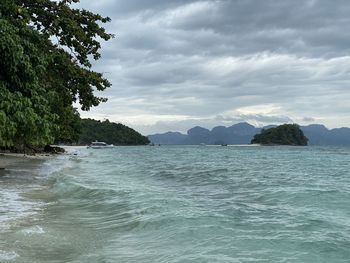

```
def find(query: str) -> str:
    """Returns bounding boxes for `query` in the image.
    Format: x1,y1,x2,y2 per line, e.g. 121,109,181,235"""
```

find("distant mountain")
148,122,260,145
148,122,350,146
209,123,260,144
301,124,330,145
148,132,188,145
187,126,211,144
302,125,350,145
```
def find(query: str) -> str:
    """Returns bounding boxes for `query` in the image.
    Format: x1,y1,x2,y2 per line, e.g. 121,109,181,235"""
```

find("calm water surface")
1,146,350,262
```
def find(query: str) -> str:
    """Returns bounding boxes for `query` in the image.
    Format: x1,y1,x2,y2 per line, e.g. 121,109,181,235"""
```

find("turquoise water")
1,145,350,262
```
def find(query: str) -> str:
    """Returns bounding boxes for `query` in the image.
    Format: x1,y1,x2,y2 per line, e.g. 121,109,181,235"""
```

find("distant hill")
302,124,350,145
80,119,150,145
148,122,261,145
148,122,350,146
251,124,308,146
148,132,188,145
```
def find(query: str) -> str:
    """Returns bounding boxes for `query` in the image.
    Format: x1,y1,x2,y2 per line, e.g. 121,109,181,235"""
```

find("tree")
0,0,112,149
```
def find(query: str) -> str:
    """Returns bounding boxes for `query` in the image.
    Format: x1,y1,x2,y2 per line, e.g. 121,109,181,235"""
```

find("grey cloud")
84,0,350,58
130,0,350,57
77,0,350,133
302,117,316,122
80,0,190,17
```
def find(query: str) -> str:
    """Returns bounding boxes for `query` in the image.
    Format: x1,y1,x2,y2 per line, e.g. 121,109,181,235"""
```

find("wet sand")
0,146,85,169
0,153,56,170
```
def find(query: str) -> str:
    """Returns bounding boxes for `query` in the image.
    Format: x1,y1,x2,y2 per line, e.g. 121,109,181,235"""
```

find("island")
251,124,308,146
79,119,150,146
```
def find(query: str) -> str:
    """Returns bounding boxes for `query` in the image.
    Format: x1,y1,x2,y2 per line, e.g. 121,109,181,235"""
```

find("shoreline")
0,153,55,170
0,146,83,169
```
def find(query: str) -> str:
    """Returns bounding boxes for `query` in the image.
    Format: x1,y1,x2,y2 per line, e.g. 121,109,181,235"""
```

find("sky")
77,0,350,135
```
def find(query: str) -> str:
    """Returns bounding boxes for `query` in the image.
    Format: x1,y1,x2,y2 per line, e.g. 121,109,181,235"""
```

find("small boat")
87,142,114,149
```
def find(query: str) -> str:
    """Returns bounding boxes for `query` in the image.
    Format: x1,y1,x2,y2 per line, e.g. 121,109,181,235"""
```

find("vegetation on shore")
79,119,150,145
251,124,308,146
0,0,112,151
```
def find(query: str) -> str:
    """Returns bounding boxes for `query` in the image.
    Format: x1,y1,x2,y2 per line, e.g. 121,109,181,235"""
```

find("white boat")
87,142,114,149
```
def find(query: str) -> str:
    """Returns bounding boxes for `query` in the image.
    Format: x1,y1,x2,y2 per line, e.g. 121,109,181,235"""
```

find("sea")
1,145,350,263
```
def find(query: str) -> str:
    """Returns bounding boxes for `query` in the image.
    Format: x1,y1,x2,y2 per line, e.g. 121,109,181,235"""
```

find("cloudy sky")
77,0,350,134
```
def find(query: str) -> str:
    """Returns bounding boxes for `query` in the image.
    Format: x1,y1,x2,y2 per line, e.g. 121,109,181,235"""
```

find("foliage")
53,107,81,144
0,0,112,149
251,124,308,146
79,119,150,146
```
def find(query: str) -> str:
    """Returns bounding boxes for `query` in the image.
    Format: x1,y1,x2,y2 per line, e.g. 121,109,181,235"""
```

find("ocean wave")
2,146,350,262
0,250,18,261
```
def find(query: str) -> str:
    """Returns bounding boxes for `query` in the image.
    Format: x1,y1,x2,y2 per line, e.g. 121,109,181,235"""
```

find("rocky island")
251,124,308,146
